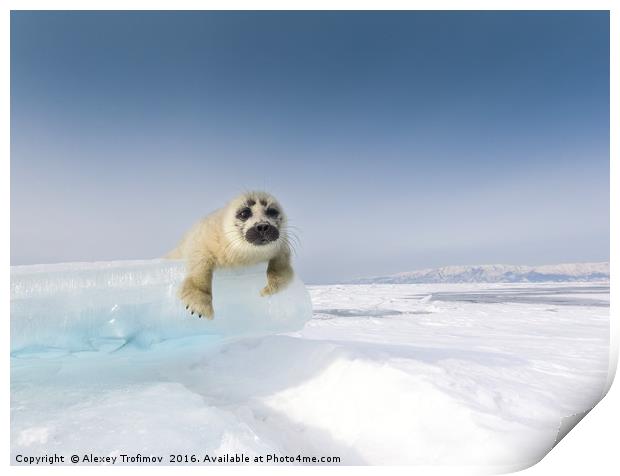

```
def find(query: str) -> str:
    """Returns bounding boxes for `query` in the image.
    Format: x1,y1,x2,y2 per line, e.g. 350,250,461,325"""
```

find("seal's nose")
256,223,270,234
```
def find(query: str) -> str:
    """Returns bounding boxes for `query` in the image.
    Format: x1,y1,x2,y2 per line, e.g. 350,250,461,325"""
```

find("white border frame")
2,2,616,475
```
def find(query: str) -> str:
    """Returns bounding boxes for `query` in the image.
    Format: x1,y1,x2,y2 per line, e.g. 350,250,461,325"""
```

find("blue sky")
11,11,609,283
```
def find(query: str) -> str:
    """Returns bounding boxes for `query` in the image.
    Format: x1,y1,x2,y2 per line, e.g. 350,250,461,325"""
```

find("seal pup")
167,191,294,319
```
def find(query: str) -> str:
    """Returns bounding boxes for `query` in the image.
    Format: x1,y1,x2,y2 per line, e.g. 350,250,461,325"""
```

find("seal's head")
223,191,287,260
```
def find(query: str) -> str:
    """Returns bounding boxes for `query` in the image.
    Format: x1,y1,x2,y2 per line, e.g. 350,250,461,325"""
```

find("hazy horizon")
11,11,610,283
346,259,609,279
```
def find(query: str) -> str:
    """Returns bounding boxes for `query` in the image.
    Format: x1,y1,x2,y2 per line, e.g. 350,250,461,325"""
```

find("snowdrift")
10,259,312,355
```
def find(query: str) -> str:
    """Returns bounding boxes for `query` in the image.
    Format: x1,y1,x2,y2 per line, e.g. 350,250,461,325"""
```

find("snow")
350,262,610,284
10,261,610,469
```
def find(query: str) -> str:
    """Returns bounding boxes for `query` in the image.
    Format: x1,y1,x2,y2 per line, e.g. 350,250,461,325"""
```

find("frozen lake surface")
11,267,610,469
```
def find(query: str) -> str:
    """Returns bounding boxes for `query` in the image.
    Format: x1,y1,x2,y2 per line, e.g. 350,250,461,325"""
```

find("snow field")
10,261,610,468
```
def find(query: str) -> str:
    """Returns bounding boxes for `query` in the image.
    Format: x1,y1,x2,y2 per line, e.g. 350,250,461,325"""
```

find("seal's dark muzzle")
245,222,280,245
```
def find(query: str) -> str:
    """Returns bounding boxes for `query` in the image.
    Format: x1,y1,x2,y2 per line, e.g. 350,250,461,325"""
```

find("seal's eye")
236,207,252,221
265,208,279,218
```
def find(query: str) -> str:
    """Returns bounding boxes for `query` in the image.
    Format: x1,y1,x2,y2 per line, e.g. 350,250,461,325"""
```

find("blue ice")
10,259,313,356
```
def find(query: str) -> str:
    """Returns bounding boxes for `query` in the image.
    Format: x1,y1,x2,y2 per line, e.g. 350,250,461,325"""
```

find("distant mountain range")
349,262,609,284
